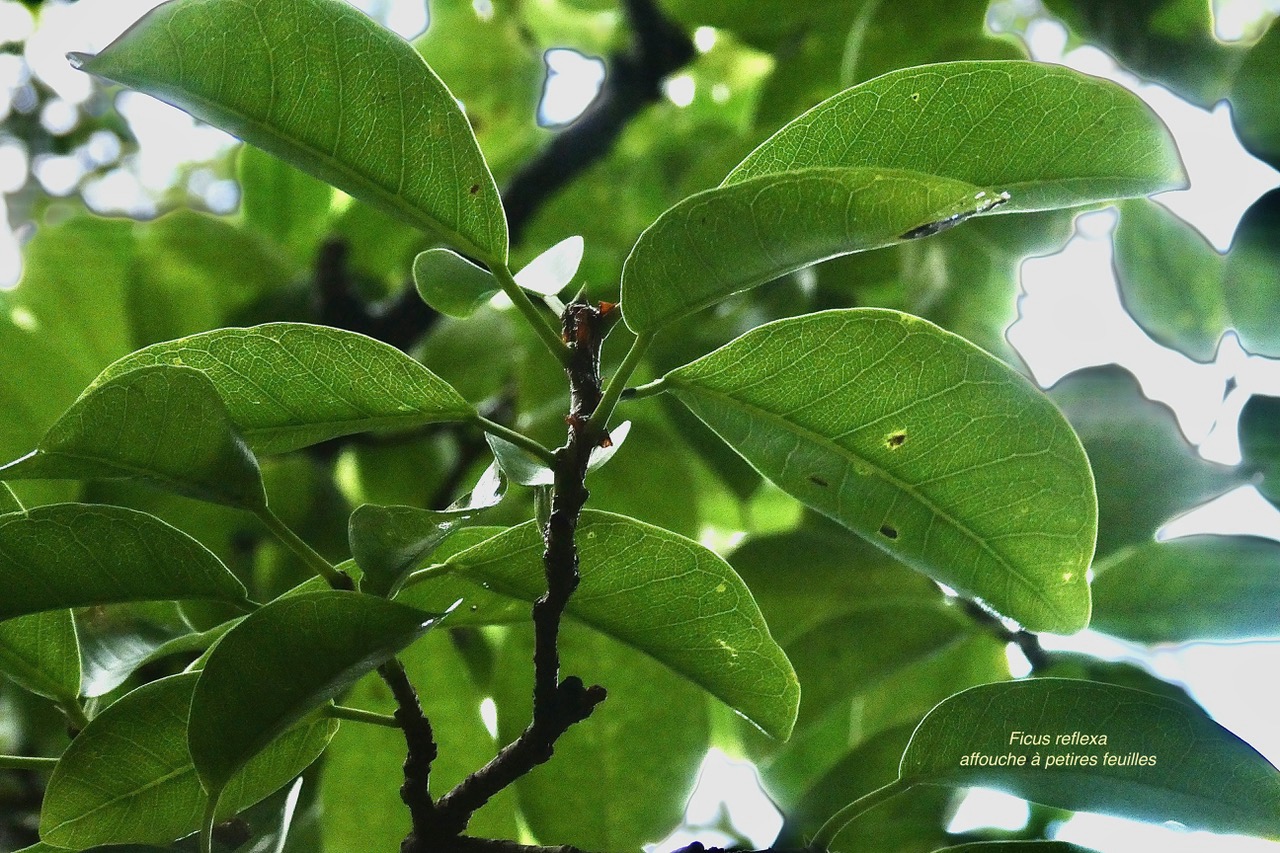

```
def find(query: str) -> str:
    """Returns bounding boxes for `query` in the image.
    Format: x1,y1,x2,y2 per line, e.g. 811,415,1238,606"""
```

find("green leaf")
0,611,81,704
40,672,336,849
662,309,1096,633
1114,197,1280,359
77,0,508,264
435,510,799,738
1241,393,1280,504
621,166,1005,332
188,591,438,796
237,145,334,267
1114,199,1230,361
350,465,504,596
899,678,1280,837
0,503,248,621
413,249,500,318
1091,535,1280,642
1048,367,1239,558
1232,22,1280,169
492,623,710,850
0,366,266,510
89,323,475,455
0,219,135,508
727,61,1186,212
0,482,21,514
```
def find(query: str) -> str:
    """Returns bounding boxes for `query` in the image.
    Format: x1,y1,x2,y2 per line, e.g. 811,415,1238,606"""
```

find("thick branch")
431,303,613,838
378,658,441,849
503,0,695,244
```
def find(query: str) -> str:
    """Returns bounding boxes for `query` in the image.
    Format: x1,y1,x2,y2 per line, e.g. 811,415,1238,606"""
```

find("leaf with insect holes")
659,309,1095,634
74,0,508,264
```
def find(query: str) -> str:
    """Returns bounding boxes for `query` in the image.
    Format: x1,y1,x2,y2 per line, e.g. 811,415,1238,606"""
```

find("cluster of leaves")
1,1,1279,852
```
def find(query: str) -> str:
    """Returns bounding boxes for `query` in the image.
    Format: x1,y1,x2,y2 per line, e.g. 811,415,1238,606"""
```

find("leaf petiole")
0,753,59,770
325,703,400,729
256,507,349,589
492,262,572,366
587,331,654,436
474,416,556,466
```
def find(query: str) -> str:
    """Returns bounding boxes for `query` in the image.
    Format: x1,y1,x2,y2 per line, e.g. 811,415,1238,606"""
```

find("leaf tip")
66,51,94,71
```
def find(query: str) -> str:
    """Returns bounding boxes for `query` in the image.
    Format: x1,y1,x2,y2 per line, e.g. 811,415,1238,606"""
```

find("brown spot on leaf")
808,474,829,487
886,431,907,449
879,524,898,540
469,184,480,195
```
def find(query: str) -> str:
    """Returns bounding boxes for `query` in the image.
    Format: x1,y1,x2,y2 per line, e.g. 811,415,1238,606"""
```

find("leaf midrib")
667,380,1073,624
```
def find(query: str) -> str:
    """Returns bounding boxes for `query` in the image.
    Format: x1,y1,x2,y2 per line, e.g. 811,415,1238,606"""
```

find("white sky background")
4,0,1280,849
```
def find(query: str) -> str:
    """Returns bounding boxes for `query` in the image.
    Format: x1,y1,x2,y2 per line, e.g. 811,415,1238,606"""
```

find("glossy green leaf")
350,465,504,596
1091,535,1280,642
0,611,81,704
1241,392,1280,504
1114,197,1280,359
77,0,508,264
492,623,709,850
1048,367,1239,558
189,591,438,795
1232,22,1280,168
0,366,266,510
89,323,474,455
899,678,1280,837
40,673,336,849
413,248,500,318
0,503,248,621
727,61,1186,212
436,510,799,738
621,166,1005,332
661,309,1095,633
1114,199,1229,361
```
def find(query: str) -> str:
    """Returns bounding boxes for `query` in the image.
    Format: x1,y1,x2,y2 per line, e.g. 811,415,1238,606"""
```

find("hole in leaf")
469,184,480,195
886,430,907,449
808,474,829,487
910,92,920,102
879,524,898,540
